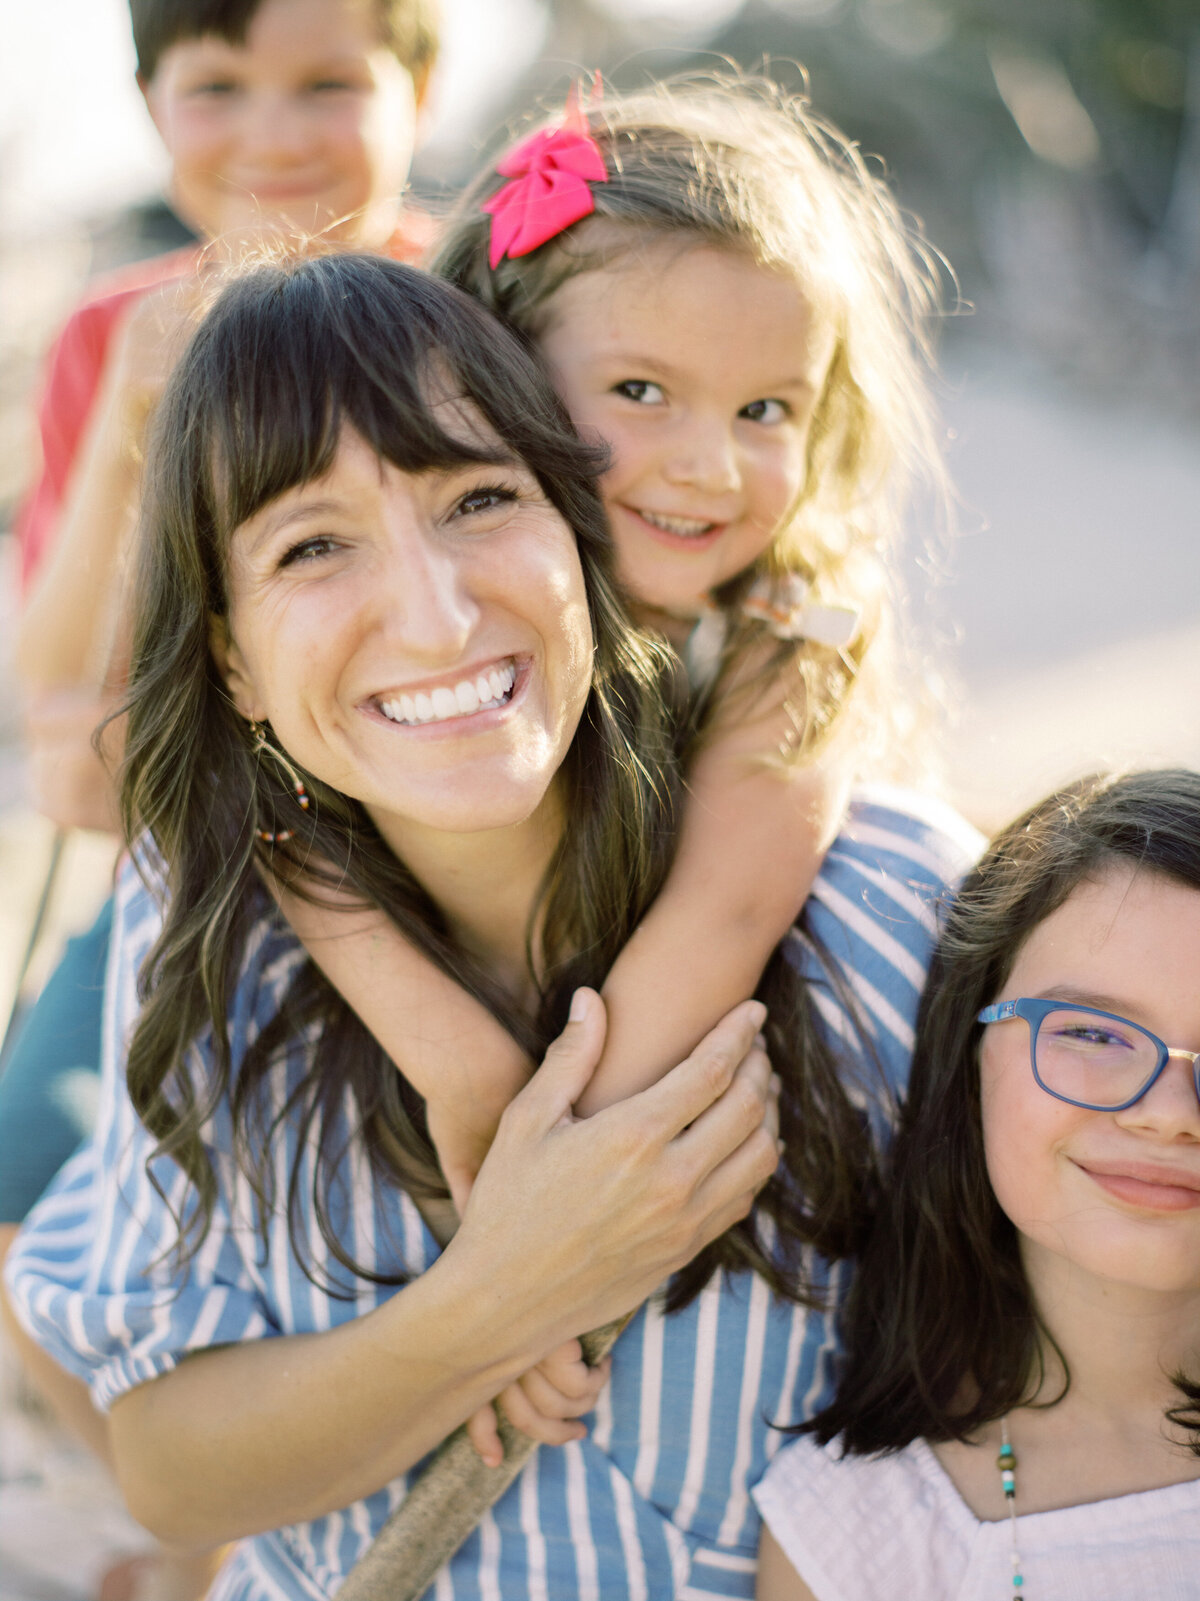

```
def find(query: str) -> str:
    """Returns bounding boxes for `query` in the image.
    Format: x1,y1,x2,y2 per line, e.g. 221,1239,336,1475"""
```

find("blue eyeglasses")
976,997,1200,1112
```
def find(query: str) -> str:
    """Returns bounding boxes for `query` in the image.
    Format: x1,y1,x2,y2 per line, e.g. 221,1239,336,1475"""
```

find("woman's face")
982,864,1200,1302
212,421,595,854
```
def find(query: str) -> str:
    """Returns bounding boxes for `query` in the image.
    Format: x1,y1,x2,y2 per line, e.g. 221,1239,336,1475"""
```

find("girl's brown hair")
433,71,952,772
120,253,886,1303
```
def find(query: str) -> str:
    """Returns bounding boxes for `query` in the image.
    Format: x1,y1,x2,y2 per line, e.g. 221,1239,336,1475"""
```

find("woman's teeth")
638,509,716,538
379,663,516,727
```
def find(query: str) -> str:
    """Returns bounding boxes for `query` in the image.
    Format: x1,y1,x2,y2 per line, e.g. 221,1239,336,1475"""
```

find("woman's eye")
613,380,665,406
279,535,339,568
455,485,519,517
740,398,789,425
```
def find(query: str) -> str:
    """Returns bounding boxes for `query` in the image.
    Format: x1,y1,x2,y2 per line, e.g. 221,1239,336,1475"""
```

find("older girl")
756,769,1200,1600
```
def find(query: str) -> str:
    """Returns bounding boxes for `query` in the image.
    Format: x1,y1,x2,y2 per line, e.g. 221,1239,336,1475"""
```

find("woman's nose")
376,523,479,662
662,415,741,496
1117,1052,1200,1141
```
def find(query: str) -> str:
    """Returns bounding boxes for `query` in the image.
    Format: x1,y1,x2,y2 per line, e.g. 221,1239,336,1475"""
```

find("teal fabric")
0,895,112,1222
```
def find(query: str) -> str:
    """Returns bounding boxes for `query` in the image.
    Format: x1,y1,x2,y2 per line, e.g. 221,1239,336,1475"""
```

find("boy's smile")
140,0,420,249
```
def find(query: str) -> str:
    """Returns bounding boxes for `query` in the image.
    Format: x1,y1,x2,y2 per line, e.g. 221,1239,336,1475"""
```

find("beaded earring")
248,719,310,844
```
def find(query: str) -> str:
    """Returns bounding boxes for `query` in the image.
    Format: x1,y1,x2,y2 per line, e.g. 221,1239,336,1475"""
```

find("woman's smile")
370,656,522,730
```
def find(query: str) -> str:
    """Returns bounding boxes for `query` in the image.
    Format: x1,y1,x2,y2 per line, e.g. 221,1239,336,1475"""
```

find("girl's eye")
613,380,665,406
279,535,339,568
740,398,789,425
1056,1024,1134,1050
455,485,520,517
308,78,358,93
191,79,239,97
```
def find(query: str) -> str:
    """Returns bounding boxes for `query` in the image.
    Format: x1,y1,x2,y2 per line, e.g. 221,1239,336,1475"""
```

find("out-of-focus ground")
1,0,1198,1594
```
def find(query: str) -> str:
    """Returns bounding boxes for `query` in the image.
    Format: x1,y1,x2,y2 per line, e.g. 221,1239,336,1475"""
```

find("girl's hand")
425,1100,499,1220
466,1339,611,1467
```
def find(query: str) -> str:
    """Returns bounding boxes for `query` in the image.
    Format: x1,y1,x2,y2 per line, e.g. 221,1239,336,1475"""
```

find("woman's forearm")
108,1248,535,1545
107,994,777,1547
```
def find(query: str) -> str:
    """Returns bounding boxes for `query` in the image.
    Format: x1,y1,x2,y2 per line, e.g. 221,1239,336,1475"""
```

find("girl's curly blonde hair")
433,70,953,772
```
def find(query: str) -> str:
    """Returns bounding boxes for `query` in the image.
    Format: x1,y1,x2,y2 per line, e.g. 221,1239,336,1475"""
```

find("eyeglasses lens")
1034,1008,1159,1107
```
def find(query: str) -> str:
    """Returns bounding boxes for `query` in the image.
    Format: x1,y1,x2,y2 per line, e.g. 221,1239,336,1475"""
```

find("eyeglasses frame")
976,997,1200,1112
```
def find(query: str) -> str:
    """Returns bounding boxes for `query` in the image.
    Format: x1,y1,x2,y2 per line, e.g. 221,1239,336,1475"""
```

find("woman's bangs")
202,264,511,541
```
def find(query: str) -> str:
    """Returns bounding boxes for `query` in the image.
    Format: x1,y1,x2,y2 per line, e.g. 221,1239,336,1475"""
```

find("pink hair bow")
482,82,608,269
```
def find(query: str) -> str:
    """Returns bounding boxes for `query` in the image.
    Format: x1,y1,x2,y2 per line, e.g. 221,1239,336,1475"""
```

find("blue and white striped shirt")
6,787,979,1601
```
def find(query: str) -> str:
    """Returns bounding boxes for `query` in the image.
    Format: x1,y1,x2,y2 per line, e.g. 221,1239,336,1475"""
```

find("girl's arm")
574,660,850,1115
756,1527,819,1601
276,882,533,1212
279,662,845,1157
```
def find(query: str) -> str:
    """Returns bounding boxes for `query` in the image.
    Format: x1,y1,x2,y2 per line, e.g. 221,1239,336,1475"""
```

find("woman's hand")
466,1338,611,1467
106,990,777,1545
446,988,780,1364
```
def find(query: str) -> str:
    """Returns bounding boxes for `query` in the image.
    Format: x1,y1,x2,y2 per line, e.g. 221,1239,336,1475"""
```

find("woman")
5,256,975,1599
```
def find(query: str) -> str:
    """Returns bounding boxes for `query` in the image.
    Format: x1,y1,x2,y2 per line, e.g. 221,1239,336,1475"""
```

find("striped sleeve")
3,856,291,1410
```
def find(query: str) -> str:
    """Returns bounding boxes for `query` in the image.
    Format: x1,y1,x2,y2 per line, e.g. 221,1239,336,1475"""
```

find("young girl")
273,73,949,1231
755,768,1200,1600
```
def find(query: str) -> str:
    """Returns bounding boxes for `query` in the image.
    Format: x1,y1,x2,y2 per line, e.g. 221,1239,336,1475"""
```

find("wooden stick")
336,1316,631,1601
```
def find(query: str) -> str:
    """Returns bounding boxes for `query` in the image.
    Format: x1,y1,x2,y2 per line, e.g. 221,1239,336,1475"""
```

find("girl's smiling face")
536,240,836,618
212,422,594,856
982,864,1200,1301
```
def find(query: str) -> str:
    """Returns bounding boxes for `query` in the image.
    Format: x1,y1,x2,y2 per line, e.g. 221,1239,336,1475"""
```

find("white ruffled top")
753,1433,1200,1601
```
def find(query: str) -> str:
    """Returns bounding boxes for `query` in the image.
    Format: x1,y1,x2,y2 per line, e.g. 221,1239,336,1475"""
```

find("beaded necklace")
998,1418,1025,1594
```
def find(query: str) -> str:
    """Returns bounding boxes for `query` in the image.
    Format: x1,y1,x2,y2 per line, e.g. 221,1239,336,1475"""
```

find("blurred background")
3,0,1200,830
0,1,1198,1589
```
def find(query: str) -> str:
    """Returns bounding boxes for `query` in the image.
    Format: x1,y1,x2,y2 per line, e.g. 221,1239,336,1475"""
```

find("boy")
17,0,438,692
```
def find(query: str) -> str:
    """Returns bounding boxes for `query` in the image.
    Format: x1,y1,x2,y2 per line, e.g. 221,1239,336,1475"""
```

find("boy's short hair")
131,0,439,85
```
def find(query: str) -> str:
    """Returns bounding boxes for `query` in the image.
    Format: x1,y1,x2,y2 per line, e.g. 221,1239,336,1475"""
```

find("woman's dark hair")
121,252,884,1304
804,768,1200,1455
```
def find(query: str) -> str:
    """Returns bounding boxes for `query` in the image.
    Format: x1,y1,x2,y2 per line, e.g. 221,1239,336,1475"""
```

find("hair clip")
482,77,608,269
742,574,861,650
